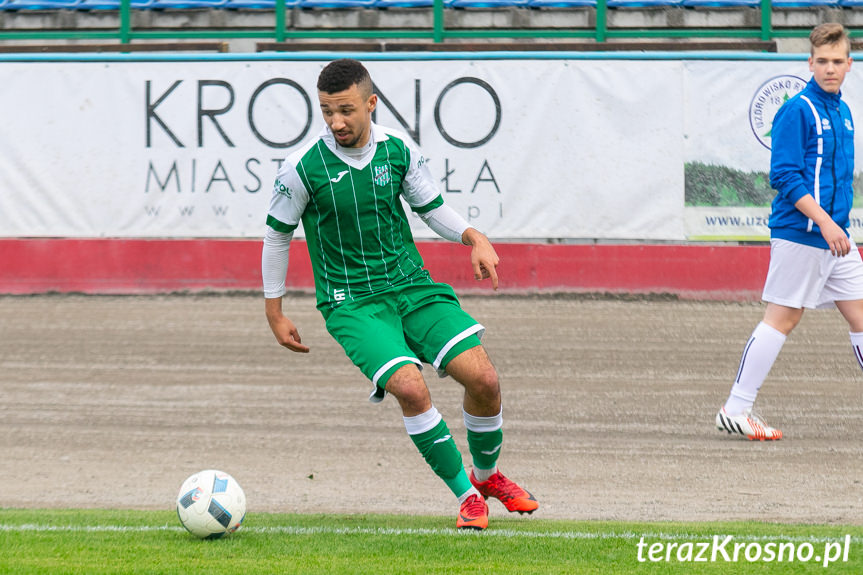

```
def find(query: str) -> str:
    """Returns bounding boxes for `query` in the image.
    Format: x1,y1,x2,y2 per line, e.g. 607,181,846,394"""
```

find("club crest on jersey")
373,164,391,187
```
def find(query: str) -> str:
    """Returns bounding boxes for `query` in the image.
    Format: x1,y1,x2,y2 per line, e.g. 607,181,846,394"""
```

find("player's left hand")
462,228,500,290
819,218,851,257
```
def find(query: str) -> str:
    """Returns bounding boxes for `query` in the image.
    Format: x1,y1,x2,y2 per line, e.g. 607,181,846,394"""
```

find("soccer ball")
176,469,246,539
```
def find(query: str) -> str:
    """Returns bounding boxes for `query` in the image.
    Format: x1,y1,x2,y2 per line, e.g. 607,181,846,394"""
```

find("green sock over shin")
409,419,472,497
467,428,503,471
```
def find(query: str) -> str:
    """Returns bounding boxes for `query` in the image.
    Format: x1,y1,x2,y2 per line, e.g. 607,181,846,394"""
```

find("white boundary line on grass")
0,523,859,545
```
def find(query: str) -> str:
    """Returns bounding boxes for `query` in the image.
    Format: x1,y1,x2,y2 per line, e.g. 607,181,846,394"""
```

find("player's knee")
385,366,431,413
467,366,500,404
395,391,433,416
766,316,800,335
763,305,804,336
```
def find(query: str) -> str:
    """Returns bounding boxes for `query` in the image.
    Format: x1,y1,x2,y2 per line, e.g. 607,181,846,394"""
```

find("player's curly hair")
810,23,850,56
317,59,373,98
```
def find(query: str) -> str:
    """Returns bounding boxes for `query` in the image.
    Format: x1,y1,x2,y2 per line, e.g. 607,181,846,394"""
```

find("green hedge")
684,162,774,207
685,162,863,207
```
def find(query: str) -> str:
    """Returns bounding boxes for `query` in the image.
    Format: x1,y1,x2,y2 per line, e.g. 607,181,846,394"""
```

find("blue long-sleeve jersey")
769,77,855,249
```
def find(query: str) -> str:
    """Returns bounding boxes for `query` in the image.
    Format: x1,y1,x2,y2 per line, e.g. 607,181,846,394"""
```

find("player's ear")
367,93,377,114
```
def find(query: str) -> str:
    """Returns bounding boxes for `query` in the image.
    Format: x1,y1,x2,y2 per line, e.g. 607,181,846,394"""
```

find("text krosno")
636,535,851,567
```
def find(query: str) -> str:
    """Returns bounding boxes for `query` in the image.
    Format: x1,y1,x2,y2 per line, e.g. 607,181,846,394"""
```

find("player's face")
318,83,377,148
809,42,852,94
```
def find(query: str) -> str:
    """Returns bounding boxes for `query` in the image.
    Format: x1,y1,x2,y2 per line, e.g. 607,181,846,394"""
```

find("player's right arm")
769,103,813,201
263,161,311,353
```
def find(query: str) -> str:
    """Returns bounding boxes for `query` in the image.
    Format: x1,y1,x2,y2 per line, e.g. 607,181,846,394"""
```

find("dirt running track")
2,293,863,525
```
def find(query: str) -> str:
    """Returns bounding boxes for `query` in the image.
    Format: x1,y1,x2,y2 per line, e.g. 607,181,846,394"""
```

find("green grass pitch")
1,509,861,574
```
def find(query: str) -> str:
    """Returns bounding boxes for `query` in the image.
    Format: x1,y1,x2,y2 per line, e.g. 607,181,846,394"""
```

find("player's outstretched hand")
271,315,310,353
462,228,500,291
265,298,310,353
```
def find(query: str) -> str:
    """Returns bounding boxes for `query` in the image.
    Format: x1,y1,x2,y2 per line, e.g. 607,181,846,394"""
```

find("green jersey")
267,123,445,313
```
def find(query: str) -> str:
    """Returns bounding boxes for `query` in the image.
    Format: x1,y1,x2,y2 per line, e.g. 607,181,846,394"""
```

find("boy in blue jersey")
717,23,863,440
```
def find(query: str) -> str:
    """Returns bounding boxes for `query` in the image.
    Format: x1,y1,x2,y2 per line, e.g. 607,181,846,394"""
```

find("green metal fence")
0,0,839,45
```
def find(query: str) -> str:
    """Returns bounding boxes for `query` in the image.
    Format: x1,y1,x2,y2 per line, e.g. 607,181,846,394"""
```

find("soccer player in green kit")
262,59,538,529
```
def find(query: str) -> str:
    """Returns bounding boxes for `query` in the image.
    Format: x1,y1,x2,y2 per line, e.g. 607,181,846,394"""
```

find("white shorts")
762,238,863,309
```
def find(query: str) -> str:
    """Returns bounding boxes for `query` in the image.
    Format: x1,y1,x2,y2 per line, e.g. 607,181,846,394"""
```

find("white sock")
472,466,498,482
724,322,786,416
851,332,863,372
402,406,441,435
457,487,481,504
463,409,503,433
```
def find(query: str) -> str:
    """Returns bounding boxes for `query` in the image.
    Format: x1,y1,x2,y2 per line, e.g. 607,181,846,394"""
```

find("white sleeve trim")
418,203,471,244
262,227,293,298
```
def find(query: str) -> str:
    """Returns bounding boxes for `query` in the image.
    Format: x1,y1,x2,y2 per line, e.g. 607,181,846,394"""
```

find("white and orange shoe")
716,407,782,441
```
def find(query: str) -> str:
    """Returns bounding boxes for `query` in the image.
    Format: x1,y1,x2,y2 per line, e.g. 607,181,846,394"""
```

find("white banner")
683,59,863,242
0,58,684,240
2,56,862,241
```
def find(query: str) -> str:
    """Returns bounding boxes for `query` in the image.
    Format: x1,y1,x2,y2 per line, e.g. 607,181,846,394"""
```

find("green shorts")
324,283,484,389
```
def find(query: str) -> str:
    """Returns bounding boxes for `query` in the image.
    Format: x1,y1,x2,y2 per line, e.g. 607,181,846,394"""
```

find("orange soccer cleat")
470,470,539,515
456,493,489,530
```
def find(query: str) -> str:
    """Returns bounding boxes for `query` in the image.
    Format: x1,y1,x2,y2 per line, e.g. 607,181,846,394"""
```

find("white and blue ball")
176,469,246,539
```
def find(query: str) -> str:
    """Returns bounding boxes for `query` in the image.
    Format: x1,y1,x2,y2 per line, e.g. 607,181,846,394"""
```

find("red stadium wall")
0,239,770,300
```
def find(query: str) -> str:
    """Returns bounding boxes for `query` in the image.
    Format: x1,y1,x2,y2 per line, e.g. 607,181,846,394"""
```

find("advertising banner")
0,58,684,240
2,55,862,242
684,59,863,241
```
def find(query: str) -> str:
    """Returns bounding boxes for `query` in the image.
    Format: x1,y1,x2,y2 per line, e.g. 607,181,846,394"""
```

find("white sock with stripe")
724,322,786,416
850,332,863,371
